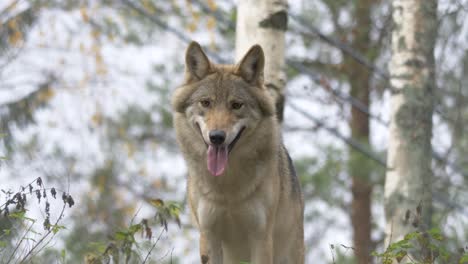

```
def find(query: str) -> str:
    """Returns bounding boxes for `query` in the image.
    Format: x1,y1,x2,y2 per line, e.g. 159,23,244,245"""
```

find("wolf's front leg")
197,198,223,263
249,233,273,264
200,231,223,264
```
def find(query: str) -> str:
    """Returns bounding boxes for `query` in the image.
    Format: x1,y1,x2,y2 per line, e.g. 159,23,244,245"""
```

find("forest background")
0,0,467,263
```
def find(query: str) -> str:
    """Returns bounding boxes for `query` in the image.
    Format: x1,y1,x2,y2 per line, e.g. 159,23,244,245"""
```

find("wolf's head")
172,41,276,177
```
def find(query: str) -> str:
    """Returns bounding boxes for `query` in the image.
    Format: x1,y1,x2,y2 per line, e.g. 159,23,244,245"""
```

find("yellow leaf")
97,173,107,192
91,44,100,55
91,29,100,40
123,205,135,216
7,20,22,45
206,16,216,30
79,43,85,52
8,30,22,45
142,0,156,14
7,19,17,30
207,0,217,10
96,66,107,75
95,53,107,75
37,88,55,102
125,142,135,157
151,179,165,189
107,33,115,42
192,11,200,22
80,6,89,22
91,112,102,126
149,198,164,208
187,22,197,33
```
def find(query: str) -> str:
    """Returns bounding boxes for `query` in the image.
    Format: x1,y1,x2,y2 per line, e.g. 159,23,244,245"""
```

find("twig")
155,246,174,263
288,101,387,167
0,0,21,20
6,221,34,264
289,14,390,80
0,186,68,209
141,228,165,264
18,202,67,263
129,204,143,226
119,0,227,64
340,244,355,252
170,247,174,264
287,60,389,126
329,244,336,264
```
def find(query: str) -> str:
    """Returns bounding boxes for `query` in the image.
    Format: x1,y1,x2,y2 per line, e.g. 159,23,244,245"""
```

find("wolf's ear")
236,45,265,84
185,41,211,80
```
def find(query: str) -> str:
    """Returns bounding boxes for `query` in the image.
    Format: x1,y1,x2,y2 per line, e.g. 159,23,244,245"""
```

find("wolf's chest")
196,196,268,238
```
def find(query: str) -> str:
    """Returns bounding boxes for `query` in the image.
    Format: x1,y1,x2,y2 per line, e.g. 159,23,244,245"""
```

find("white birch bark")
235,0,288,121
384,0,437,253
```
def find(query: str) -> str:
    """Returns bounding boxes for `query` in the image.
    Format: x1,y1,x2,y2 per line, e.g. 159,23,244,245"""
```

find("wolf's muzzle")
209,130,226,145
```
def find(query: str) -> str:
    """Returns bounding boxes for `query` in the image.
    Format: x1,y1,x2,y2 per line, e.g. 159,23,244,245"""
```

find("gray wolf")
172,41,304,263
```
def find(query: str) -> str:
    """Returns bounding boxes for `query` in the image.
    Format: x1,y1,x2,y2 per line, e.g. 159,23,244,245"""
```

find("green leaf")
395,250,407,262
9,210,26,219
428,227,444,241
383,258,392,264
128,224,141,234
115,231,128,241
9,210,35,223
51,224,66,234
149,198,164,208
403,231,420,240
88,242,107,254
169,202,181,217
460,253,468,264
60,249,66,261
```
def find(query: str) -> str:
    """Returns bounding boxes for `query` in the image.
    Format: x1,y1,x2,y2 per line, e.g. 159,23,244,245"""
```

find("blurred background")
0,0,467,263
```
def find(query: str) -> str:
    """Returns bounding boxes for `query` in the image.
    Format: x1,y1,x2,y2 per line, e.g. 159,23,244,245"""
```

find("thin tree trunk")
344,1,373,262
384,0,437,257
347,65,372,264
235,0,288,122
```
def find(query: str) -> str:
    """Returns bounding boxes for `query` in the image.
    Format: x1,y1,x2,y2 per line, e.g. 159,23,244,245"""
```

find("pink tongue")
207,145,228,176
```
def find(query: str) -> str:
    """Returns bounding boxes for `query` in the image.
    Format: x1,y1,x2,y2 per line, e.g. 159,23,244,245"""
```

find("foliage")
373,227,468,264
0,0,467,263
297,145,345,201
0,1,38,54
82,199,181,264
0,177,73,263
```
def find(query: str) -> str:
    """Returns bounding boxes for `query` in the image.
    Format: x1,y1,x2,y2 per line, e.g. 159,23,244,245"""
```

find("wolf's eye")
231,102,243,110
200,99,211,108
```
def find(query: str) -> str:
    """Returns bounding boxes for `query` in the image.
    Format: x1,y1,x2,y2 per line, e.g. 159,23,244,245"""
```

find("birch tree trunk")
384,0,437,254
235,0,288,122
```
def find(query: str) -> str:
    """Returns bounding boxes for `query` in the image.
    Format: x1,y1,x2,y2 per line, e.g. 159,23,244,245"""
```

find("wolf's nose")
209,130,226,145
